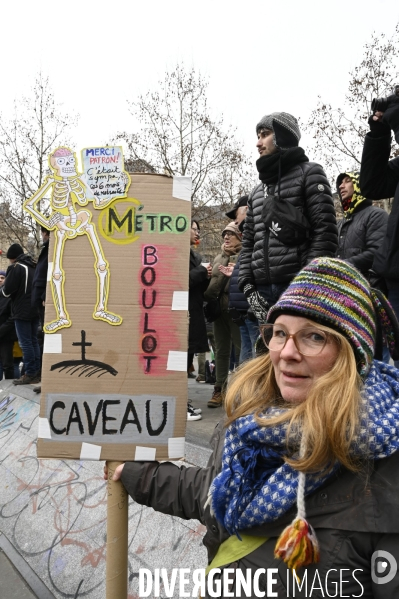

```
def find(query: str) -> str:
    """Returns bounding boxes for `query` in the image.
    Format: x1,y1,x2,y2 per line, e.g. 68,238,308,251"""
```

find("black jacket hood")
15,253,37,268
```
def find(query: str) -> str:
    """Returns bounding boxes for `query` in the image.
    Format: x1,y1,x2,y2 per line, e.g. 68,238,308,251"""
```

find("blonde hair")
225,325,363,473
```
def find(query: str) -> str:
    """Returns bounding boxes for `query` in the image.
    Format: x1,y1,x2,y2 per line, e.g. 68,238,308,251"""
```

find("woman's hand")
103,463,125,481
218,263,234,277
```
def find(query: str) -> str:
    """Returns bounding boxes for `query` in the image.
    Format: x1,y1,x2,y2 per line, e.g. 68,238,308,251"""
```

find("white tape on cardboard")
38,418,51,439
168,437,185,459
80,442,102,461
43,333,62,354
135,446,156,461
172,176,192,201
171,291,188,311
166,351,187,371
47,262,53,282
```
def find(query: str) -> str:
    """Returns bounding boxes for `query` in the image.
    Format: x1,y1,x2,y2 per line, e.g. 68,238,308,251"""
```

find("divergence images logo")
371,550,397,585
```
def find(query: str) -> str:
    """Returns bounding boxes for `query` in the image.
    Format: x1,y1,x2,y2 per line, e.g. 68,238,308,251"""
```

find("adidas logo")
269,221,281,236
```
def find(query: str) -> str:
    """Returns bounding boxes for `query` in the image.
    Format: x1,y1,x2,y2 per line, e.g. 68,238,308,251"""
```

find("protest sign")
24,146,191,461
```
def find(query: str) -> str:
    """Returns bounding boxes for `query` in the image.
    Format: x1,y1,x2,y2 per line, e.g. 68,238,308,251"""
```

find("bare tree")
114,64,255,229
306,24,399,199
0,72,78,255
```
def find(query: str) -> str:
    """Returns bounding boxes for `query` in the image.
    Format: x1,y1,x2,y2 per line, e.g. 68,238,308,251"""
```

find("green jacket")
121,418,399,598
204,248,240,310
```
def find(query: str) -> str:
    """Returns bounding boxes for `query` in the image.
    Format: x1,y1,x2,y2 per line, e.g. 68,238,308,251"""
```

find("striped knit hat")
267,258,376,377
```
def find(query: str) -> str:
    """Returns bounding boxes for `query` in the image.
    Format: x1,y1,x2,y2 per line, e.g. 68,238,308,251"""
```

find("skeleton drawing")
24,147,123,333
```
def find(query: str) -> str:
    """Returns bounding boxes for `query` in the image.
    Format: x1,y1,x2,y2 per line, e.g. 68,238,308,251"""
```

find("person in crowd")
204,223,242,408
239,112,338,323
105,257,399,598
31,226,50,393
225,195,248,226
0,271,17,380
196,322,215,383
227,195,259,362
1,244,40,385
31,227,50,329
13,341,23,379
336,170,390,362
188,219,212,420
360,100,399,367
336,171,388,281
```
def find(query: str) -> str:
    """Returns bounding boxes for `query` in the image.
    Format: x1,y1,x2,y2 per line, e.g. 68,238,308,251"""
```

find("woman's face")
222,231,238,249
190,223,199,246
270,314,339,404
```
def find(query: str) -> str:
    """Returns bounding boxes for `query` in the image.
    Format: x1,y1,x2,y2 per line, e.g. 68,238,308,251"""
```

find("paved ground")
0,360,224,599
0,549,37,599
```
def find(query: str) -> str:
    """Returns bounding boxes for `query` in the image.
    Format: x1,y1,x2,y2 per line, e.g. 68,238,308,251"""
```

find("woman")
188,219,212,419
204,222,242,408
105,258,399,597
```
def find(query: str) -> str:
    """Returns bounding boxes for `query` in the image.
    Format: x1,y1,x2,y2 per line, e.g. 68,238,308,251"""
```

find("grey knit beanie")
256,112,301,150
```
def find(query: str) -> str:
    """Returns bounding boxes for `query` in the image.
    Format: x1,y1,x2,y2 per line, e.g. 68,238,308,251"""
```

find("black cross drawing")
72,330,92,361
50,329,118,377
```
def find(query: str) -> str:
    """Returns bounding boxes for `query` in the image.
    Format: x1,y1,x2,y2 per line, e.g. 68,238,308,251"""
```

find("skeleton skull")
50,148,78,178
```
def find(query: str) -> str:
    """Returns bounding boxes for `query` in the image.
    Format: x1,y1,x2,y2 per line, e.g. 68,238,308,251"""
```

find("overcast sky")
2,0,399,165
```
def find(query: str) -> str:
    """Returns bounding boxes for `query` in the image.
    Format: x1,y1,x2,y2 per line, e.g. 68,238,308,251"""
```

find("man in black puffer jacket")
336,171,388,281
1,244,40,385
238,112,338,321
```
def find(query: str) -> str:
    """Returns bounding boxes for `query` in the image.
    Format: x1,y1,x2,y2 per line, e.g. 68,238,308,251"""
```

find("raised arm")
360,133,399,200
23,177,55,229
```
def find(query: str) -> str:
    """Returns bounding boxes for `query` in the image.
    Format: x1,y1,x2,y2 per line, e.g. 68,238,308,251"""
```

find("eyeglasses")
260,323,331,356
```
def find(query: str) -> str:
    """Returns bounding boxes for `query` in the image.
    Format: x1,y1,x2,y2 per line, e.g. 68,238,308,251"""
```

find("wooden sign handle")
106,461,128,598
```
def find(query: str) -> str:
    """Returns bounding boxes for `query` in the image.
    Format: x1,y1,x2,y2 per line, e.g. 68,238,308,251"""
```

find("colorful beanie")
267,257,376,378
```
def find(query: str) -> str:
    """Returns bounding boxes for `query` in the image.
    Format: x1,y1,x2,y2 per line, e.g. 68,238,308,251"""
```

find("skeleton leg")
44,229,71,333
84,223,122,325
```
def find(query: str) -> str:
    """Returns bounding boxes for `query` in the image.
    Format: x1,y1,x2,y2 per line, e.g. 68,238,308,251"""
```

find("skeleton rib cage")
52,179,86,209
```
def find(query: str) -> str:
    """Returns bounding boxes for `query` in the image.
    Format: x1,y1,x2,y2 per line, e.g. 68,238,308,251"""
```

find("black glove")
368,114,391,138
243,284,269,323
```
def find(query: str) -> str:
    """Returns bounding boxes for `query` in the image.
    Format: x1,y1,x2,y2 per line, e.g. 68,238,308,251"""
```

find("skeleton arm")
24,178,55,229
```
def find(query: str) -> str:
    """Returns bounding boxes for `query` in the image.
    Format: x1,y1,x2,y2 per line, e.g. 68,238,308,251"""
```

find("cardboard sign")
82,146,130,205
24,147,191,461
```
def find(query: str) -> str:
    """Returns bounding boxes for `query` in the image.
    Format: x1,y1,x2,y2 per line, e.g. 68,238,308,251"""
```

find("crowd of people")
187,108,398,422
0,227,49,390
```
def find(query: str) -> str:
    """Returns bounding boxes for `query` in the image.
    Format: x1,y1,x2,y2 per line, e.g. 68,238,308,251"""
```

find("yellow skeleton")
24,147,122,333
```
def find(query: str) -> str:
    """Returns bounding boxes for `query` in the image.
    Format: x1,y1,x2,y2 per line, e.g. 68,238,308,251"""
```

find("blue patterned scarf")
210,361,399,535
